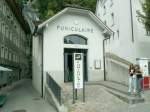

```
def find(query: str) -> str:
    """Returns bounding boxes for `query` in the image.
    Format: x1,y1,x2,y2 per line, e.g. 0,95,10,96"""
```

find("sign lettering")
57,25,94,33
74,53,83,89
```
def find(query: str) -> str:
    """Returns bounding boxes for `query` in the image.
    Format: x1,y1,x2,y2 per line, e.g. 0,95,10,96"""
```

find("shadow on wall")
106,59,129,86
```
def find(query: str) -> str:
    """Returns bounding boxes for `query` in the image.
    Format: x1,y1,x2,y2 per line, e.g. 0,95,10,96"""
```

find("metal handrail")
46,72,61,105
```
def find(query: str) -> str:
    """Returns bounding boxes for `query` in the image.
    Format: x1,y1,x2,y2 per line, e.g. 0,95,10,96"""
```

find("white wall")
106,59,128,85
43,13,105,84
97,0,136,63
96,0,150,84
96,0,150,61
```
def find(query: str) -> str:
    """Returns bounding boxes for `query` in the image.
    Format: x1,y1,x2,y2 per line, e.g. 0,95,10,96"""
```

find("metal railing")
46,72,61,105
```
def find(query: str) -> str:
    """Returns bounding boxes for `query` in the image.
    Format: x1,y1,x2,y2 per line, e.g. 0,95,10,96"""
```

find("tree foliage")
35,0,96,20
137,0,150,32
15,0,96,20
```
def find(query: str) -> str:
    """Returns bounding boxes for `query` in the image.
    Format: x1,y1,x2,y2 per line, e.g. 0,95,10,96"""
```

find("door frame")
64,48,88,82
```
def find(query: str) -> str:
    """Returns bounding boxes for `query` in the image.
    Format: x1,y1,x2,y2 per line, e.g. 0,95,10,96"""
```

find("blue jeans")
133,75,137,92
128,76,133,93
137,77,143,93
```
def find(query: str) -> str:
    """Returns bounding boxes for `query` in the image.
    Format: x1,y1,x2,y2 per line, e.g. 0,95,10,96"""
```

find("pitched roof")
38,7,113,36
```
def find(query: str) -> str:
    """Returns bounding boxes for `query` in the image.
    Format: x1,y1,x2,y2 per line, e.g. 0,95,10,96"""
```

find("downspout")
130,0,134,42
103,35,110,81
41,29,44,98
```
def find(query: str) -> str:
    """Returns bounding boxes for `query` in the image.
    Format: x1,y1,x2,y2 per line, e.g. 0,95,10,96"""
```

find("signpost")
73,53,85,103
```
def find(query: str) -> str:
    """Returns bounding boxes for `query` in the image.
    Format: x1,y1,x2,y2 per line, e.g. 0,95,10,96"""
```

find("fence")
46,72,61,105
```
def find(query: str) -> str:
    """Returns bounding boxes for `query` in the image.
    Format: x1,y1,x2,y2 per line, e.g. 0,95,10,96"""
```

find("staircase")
87,81,145,104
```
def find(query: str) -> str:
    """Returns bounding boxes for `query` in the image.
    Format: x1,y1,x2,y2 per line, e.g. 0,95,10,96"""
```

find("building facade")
96,0,150,85
0,0,31,86
32,7,113,95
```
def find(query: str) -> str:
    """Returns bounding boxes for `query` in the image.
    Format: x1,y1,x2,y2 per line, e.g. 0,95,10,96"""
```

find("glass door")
64,48,88,82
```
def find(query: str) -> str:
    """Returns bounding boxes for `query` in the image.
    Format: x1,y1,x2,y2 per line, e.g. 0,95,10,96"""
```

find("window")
5,47,8,59
9,51,11,61
3,2,6,15
0,1,2,11
117,29,120,38
10,31,12,41
5,26,8,38
2,22,4,35
64,35,87,45
112,32,115,39
1,45,4,58
146,30,150,36
13,53,15,62
104,20,107,25
111,13,115,26
103,5,106,15
0,44,1,58
0,22,2,32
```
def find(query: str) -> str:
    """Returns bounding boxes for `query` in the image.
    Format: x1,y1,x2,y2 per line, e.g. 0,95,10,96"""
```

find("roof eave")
38,7,113,36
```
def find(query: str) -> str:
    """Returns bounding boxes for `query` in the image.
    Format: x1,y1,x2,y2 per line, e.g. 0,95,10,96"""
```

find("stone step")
105,88,144,104
86,81,145,104
101,85,145,104
86,81,128,95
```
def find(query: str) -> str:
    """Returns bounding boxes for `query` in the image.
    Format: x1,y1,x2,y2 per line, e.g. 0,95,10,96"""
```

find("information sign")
74,53,83,89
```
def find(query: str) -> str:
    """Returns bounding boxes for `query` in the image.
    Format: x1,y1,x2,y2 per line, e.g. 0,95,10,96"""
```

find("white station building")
32,7,113,95
96,0,150,85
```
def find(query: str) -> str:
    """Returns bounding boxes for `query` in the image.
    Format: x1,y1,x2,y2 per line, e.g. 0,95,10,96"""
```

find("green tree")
36,0,96,20
15,0,97,20
137,0,150,33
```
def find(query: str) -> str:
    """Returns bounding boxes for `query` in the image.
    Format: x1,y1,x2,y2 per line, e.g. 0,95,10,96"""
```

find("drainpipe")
41,29,44,98
103,36,110,81
130,0,134,42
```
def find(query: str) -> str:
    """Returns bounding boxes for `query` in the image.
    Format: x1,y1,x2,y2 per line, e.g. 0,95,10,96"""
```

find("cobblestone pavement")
61,84,150,112
62,84,129,112
0,79,57,112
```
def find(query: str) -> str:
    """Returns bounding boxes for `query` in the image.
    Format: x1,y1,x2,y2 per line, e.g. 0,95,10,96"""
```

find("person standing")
128,64,135,95
135,65,143,96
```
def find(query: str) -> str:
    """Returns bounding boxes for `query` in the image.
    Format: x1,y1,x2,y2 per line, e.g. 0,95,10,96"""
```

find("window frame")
64,35,87,45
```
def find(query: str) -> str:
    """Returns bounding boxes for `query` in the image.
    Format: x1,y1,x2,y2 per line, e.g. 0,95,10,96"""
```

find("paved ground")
130,90,150,112
0,80,57,112
62,84,129,112
1,80,150,112
62,82,150,112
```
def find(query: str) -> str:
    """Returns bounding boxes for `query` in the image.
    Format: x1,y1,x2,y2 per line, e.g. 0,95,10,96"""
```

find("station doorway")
64,49,88,82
